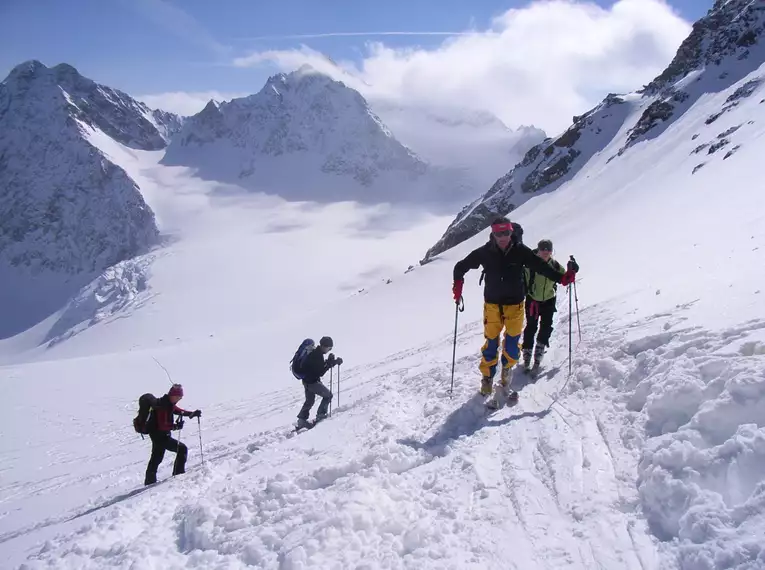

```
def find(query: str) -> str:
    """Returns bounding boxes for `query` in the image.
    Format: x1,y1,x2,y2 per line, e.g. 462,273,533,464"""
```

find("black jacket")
301,347,332,384
454,239,565,305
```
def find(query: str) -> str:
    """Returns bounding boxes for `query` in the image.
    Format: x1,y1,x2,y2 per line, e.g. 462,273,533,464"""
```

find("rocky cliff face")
0,60,167,275
422,94,629,262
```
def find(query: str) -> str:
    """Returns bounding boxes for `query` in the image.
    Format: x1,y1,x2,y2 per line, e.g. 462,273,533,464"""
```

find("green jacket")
524,252,565,302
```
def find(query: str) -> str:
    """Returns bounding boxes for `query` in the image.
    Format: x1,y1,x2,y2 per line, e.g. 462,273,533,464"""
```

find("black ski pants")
145,432,187,485
298,380,333,420
522,296,557,351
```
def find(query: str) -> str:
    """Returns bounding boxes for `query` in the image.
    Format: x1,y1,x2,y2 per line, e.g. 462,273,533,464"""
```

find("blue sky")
0,0,706,132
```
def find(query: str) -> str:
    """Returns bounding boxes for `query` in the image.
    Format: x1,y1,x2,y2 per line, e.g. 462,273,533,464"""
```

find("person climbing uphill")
522,239,579,373
295,336,342,429
452,218,577,404
143,383,201,486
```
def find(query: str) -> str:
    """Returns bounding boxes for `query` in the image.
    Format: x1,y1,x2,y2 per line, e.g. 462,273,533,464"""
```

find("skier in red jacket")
144,384,201,485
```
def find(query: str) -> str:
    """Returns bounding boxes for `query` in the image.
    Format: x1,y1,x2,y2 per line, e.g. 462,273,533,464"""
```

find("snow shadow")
0,265,96,340
510,365,562,392
397,394,487,454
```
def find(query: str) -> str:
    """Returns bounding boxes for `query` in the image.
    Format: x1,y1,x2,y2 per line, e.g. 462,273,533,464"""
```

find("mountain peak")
160,70,480,205
4,60,50,87
643,0,764,95
2,58,182,151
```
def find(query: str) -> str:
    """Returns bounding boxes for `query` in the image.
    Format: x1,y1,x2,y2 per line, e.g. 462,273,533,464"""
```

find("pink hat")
168,384,184,397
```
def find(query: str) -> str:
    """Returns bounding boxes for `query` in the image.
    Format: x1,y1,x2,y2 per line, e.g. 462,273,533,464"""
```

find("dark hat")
319,336,333,348
538,239,553,251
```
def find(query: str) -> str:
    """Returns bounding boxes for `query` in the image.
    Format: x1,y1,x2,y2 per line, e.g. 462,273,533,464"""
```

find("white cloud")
233,0,691,134
138,91,247,116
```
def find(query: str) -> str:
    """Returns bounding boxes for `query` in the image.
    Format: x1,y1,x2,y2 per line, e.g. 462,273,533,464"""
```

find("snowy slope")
423,0,765,262
2,40,765,569
369,100,547,189
161,66,473,208
0,61,180,339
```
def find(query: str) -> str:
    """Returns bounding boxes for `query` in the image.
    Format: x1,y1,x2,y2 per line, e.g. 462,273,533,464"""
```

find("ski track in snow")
8,302,764,569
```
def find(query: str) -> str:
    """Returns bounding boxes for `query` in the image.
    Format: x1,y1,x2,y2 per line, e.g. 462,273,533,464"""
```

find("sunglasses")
493,230,512,238
539,248,552,252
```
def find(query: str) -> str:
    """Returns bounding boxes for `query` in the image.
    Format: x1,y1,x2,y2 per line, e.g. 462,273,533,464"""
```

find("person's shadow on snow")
509,364,561,392
397,391,551,456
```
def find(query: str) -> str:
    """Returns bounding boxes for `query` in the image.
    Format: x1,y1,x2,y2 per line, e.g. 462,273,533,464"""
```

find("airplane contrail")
237,31,484,41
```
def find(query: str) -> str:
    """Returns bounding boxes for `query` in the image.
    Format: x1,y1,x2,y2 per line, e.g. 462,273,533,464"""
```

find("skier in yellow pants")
452,217,577,403
480,302,525,380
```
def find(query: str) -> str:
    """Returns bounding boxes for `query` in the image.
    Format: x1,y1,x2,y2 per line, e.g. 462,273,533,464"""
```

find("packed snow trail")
10,297,764,569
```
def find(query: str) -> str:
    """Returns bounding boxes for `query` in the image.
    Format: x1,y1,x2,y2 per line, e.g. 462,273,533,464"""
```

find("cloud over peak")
233,0,691,134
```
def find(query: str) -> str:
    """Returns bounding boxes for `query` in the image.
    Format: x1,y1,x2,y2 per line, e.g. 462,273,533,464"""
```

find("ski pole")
197,417,205,466
569,255,582,343
329,367,333,417
568,284,573,377
174,417,183,477
449,296,465,397
573,280,582,343
338,364,341,409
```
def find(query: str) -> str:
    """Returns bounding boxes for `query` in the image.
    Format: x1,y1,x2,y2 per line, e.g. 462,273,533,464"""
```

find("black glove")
568,256,580,273
335,357,343,366
174,419,185,430
327,353,336,365
190,410,202,419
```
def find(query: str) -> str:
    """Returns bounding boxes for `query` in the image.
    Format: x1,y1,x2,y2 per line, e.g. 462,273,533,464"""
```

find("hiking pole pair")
566,257,582,377
329,365,341,416
449,295,465,397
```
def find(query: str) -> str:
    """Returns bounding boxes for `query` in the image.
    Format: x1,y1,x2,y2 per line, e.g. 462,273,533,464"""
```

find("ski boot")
315,412,328,423
296,418,313,430
500,366,513,392
480,376,493,396
522,349,533,372
531,345,545,375
501,366,519,403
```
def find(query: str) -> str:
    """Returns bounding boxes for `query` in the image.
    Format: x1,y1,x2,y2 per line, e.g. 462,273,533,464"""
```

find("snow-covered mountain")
2,1,765,568
161,66,472,206
422,0,765,262
0,60,181,337
368,100,546,189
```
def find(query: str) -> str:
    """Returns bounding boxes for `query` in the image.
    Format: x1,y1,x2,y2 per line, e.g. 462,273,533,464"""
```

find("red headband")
491,222,513,233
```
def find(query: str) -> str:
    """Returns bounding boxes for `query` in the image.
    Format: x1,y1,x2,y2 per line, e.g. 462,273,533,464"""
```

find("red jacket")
148,394,191,433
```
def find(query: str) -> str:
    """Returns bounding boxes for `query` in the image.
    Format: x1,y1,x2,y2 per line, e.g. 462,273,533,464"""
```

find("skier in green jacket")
522,239,578,372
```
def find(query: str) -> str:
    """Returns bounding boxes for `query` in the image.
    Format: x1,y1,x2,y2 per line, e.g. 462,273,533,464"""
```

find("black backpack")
510,222,524,245
290,338,316,380
133,393,157,435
